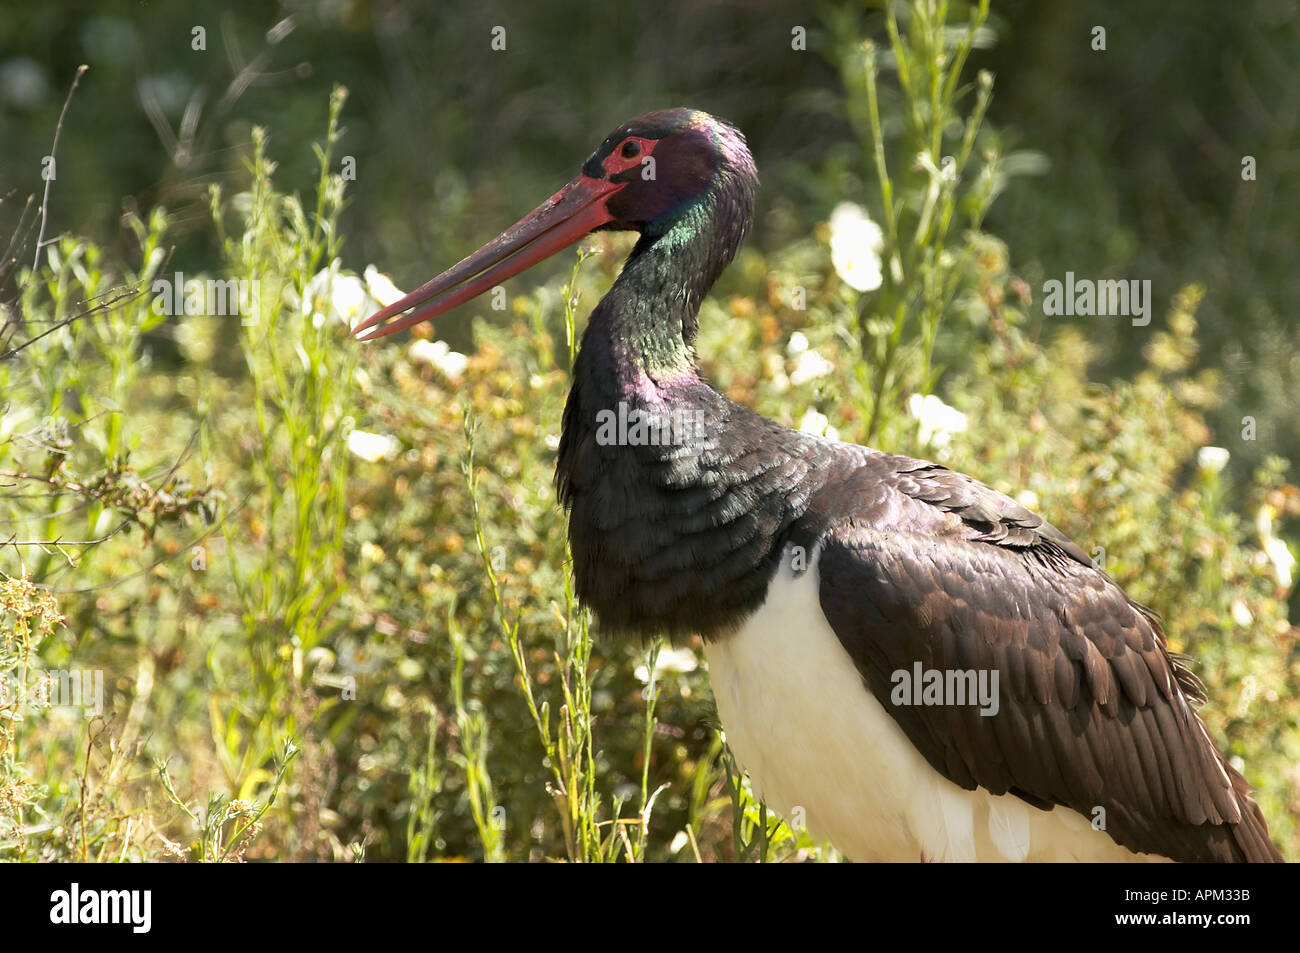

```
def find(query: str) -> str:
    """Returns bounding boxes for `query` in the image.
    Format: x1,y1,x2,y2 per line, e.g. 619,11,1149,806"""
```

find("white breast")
702,547,1168,862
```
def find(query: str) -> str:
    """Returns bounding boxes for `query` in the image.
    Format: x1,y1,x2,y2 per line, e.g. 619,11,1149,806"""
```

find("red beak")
352,173,624,340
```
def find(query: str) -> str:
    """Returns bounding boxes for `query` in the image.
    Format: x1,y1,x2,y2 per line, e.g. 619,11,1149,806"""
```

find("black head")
353,107,756,340
580,108,750,233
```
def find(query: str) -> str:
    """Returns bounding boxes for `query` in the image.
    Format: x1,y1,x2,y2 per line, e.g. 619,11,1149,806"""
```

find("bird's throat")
594,190,748,377
554,173,793,638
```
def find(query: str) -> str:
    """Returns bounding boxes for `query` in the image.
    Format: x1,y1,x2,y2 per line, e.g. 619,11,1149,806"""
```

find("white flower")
409,339,469,381
303,264,362,328
784,320,834,387
1231,599,1253,627
789,349,835,387
1263,537,1296,589
301,259,404,330
1256,505,1296,589
346,429,401,463
798,408,839,441
908,392,968,449
1197,446,1230,474
634,645,699,684
828,201,884,292
363,265,406,308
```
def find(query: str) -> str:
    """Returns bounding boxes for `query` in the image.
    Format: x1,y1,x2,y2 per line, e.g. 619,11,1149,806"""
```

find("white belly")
702,548,1168,862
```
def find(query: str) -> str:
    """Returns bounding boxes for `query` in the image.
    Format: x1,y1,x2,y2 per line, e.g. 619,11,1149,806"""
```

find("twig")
0,284,142,361
16,65,88,306
34,490,250,593
0,192,35,283
1,520,131,547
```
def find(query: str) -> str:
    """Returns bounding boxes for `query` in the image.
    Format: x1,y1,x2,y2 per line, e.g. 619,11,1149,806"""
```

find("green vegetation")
1,1,1295,862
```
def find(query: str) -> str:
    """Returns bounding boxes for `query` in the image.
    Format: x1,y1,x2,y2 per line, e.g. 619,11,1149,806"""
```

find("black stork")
354,108,1282,862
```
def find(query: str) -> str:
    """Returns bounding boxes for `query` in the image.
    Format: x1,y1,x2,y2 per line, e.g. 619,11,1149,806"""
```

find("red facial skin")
352,135,661,341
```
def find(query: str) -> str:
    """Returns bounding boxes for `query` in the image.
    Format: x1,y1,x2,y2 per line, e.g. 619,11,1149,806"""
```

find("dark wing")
814,457,1281,862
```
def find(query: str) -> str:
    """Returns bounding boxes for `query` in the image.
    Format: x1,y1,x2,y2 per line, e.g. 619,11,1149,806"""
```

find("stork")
354,108,1281,862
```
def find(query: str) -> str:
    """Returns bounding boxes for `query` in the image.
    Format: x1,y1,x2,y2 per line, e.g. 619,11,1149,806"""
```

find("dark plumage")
361,107,1282,862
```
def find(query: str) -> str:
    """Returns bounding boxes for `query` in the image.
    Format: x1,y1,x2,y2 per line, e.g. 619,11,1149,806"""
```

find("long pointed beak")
352,173,623,340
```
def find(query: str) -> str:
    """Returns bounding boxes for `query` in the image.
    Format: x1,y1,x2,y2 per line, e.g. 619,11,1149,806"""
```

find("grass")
0,0,1294,863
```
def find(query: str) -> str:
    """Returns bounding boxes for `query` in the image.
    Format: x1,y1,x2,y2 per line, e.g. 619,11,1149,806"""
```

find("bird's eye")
620,140,641,160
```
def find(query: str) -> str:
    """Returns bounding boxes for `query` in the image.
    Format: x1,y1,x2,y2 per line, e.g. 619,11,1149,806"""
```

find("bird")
354,107,1282,862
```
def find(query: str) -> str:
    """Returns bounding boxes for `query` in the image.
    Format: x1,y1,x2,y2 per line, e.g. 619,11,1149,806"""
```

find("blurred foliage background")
0,0,1296,862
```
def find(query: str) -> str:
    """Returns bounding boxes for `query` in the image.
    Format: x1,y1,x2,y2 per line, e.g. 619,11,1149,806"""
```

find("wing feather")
812,458,1280,861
